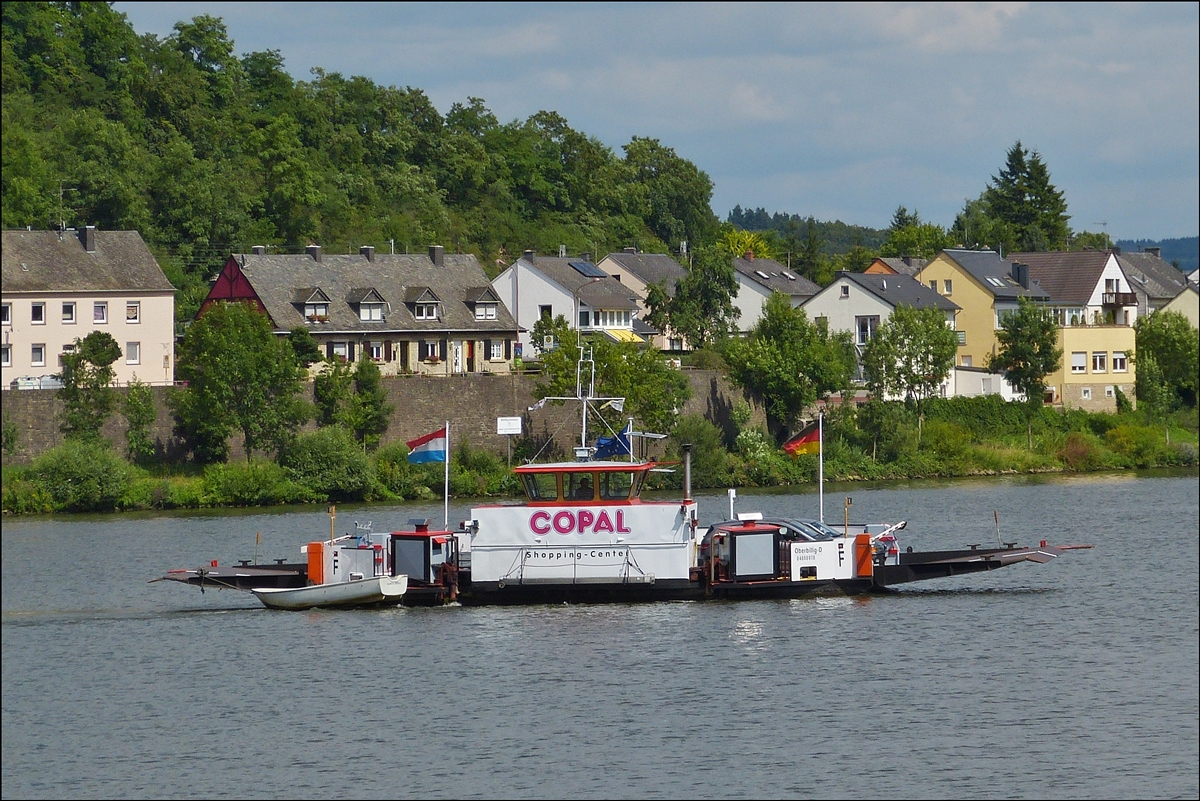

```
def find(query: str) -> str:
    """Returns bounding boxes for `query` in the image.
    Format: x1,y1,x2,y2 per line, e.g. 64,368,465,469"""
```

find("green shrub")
278,426,370,501
1104,424,1167,468
204,459,312,506
371,440,434,500
31,440,131,512
1057,431,1108,471
921,419,973,458
664,414,729,489
1,467,53,514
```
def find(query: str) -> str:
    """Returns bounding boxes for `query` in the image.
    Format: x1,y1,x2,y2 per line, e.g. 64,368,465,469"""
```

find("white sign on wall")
497,416,523,435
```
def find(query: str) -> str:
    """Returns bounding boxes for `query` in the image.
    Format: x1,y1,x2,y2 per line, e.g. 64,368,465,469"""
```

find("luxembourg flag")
406,426,448,464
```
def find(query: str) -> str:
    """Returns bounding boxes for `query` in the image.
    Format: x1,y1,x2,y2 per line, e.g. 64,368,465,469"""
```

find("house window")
369,341,383,361
960,355,973,367
943,280,952,294
422,341,439,361
490,340,504,360
855,315,879,346
126,302,140,323
1105,278,1117,293
1112,351,1127,372
31,343,45,367
1105,386,1115,398
475,303,497,320
32,303,46,324
94,302,108,323
956,331,966,345
578,309,591,327
126,341,140,365
840,285,850,298
331,342,348,361
1092,352,1107,373
539,305,553,320
62,302,76,324
415,303,438,320
360,303,383,321
1081,387,1092,400
1,344,10,367
1071,352,1087,374
929,280,938,291
305,303,329,319
1,303,10,325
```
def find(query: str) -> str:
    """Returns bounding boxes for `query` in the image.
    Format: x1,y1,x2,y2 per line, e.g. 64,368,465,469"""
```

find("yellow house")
1047,325,1136,411
915,249,1049,370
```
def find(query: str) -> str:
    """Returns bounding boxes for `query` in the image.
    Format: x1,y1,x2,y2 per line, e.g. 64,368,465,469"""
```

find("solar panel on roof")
571,261,607,278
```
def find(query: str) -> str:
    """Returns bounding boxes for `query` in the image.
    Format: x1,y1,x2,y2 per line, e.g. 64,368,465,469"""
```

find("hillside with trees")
1,2,718,324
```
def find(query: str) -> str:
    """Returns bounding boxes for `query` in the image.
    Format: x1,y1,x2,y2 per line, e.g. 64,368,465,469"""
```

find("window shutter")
505,339,511,360
484,339,491,360
348,342,356,363
439,339,447,360
326,342,334,359
419,339,427,359
384,341,392,362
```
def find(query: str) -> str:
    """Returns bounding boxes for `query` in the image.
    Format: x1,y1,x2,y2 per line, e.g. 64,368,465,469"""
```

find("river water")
2,470,1197,799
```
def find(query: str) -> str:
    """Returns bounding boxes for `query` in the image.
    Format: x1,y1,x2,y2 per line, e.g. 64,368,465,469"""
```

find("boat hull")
252,574,408,610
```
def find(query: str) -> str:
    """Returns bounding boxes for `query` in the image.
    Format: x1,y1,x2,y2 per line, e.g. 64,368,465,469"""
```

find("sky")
114,2,1199,241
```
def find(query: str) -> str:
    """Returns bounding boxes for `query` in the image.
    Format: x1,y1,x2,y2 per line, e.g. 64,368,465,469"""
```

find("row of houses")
3,226,1197,414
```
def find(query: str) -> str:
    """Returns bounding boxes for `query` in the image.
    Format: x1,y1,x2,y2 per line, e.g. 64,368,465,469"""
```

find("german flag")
782,419,820,456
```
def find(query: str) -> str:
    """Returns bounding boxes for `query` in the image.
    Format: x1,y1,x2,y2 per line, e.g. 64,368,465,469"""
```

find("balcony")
1102,292,1137,307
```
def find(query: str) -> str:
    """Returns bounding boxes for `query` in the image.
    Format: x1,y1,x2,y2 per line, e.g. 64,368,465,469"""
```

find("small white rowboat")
252,573,408,610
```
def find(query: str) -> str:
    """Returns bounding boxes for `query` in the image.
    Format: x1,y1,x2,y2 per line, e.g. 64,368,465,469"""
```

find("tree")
725,292,857,434
889,206,920,230
651,245,739,349
793,216,829,284
860,305,958,439
718,227,775,261
1134,351,1174,443
343,354,393,451
1133,310,1198,410
287,326,323,367
968,141,1072,253
622,136,717,248
122,378,157,463
314,358,353,428
171,301,308,463
56,330,121,441
880,222,956,260
987,297,1062,448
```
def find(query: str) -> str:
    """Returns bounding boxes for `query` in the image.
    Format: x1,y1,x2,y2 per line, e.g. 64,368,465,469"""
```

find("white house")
2,227,176,389
731,253,821,333
596,248,689,350
492,250,643,356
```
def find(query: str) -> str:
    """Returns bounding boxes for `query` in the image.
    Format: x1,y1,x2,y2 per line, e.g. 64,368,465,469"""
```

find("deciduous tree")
861,305,958,439
987,297,1062,448
57,330,121,441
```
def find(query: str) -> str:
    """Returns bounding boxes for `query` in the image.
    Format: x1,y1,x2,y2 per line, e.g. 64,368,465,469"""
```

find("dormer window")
360,303,384,321
415,303,438,320
305,302,328,319
474,303,497,320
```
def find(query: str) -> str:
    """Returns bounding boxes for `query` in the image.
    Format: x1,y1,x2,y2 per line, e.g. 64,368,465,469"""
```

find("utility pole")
58,181,77,230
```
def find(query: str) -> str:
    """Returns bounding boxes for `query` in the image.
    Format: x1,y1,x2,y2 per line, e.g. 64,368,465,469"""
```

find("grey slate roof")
2,228,174,294
733,256,821,298
1008,250,1116,305
940,249,1050,301
840,271,960,312
1116,251,1190,303
229,250,516,335
876,257,927,276
602,252,688,294
521,256,640,310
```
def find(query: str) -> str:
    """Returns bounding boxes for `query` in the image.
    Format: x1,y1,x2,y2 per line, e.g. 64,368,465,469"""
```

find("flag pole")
443,420,450,529
819,411,824,523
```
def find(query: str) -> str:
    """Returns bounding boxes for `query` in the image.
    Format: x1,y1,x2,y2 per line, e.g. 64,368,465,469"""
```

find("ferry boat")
157,348,1091,606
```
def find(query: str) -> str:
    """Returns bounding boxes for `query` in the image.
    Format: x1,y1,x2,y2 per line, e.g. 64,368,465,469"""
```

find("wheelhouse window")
359,303,384,321
126,302,140,323
126,341,140,365
94,302,107,324
566,472,595,501
521,472,559,502
415,303,438,320
599,471,635,501
62,302,76,324
1071,352,1087,374
31,303,45,324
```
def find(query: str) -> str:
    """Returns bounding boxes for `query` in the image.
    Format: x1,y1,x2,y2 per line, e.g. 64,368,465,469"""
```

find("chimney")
1112,246,1121,256
1011,262,1029,289
79,225,96,252
744,250,755,261
251,245,266,255
306,244,322,262
623,247,637,254
360,245,375,262
523,249,535,263
902,255,913,267
1146,246,1161,258
582,252,592,263
429,245,444,266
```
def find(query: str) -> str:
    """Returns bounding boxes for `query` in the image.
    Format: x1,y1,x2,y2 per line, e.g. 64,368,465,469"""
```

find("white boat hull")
252,574,408,610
